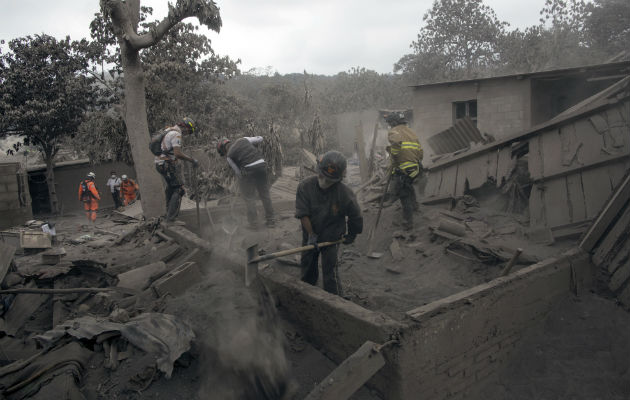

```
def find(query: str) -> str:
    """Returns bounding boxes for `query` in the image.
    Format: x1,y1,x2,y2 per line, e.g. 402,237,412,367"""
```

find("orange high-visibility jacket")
120,179,139,197
78,180,100,202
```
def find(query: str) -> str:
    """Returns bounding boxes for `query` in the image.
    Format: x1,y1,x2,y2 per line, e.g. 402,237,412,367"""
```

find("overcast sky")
1,0,547,75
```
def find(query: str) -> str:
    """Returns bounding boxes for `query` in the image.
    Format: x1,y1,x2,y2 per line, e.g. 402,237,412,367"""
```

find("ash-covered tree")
0,34,99,213
99,0,224,218
396,0,509,83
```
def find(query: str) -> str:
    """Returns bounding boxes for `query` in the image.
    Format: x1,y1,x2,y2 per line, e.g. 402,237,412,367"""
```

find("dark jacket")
295,176,363,242
227,138,263,168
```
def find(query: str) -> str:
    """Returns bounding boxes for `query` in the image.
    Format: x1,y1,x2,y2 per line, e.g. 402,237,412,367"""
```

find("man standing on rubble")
106,171,122,209
295,150,363,296
78,172,100,231
154,117,199,224
385,111,423,231
217,136,275,229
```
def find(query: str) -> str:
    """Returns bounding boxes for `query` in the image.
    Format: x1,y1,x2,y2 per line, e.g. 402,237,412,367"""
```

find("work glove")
192,159,199,168
307,233,319,252
342,234,356,245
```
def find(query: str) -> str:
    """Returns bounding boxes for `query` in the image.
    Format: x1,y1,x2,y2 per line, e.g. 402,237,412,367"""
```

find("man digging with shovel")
295,150,363,296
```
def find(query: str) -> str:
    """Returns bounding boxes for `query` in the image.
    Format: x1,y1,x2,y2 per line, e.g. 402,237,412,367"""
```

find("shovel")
365,170,393,258
245,239,343,286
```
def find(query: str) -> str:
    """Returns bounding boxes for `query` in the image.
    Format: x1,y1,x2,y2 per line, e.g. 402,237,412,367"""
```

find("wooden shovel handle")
250,239,343,263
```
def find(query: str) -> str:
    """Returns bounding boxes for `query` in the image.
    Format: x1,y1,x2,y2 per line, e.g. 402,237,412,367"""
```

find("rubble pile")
0,218,201,399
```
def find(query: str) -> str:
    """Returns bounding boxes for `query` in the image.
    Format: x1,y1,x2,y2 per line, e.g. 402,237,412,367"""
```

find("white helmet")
121,174,128,180
87,172,96,179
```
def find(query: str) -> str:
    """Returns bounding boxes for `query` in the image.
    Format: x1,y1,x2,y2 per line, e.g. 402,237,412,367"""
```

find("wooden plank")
591,204,630,267
304,341,386,400
608,162,628,190
437,165,458,198
581,173,630,252
581,167,614,219
609,259,630,292
487,149,499,183
606,245,630,275
528,135,544,180
605,106,629,151
0,242,16,284
2,282,49,336
543,178,571,228
529,183,546,227
559,123,582,168
539,128,563,179
423,171,439,198
566,173,587,223
572,118,604,166
496,147,513,187
465,155,489,190
618,282,630,310
454,164,466,197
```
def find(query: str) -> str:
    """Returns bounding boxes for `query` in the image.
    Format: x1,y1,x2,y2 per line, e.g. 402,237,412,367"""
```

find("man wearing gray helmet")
295,150,363,296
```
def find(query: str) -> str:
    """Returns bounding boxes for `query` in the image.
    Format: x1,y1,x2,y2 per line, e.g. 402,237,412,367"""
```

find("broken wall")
398,247,593,399
27,160,136,215
528,100,630,229
411,78,531,159
0,162,32,229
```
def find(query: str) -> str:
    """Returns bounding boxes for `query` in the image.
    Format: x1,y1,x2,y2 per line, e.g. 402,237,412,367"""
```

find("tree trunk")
119,41,166,218
44,155,59,214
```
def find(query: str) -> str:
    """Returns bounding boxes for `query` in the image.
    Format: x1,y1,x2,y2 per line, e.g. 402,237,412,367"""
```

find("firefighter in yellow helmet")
385,112,423,231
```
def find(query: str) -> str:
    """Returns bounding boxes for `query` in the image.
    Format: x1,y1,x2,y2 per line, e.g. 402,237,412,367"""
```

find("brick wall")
411,78,531,160
0,163,32,229
399,247,593,399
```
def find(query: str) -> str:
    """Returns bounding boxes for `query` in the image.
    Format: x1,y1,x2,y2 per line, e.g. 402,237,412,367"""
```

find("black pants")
300,231,341,295
240,165,274,225
392,172,417,229
156,162,184,221
111,189,122,209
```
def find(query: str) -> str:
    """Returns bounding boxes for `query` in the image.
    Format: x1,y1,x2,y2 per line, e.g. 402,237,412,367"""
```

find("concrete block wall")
399,247,593,399
412,78,531,161
0,163,32,229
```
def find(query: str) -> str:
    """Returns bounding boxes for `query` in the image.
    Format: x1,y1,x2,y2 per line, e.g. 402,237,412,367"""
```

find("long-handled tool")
193,165,200,230
365,170,393,258
245,239,343,286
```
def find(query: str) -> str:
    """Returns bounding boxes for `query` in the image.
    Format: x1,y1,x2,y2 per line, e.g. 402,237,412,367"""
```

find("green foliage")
397,0,629,83
396,0,508,82
0,34,99,159
75,112,130,163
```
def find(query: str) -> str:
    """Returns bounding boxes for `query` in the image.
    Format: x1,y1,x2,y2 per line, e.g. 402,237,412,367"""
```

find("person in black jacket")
217,136,275,228
295,151,363,296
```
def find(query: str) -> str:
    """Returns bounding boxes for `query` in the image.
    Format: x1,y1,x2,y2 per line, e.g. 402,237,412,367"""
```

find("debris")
500,248,524,276
35,313,195,378
151,261,202,298
2,282,49,336
454,194,479,213
116,261,168,292
385,265,402,274
19,231,52,249
0,341,91,399
438,219,466,237
0,242,16,284
524,226,555,245
304,341,386,400
389,240,404,262
41,247,66,265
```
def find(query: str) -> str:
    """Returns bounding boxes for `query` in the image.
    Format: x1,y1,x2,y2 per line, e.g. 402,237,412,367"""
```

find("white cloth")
106,177,121,193
155,126,182,163
42,224,56,236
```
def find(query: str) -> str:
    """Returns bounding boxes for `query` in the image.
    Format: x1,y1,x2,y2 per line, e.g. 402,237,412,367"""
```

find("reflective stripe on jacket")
388,125,423,178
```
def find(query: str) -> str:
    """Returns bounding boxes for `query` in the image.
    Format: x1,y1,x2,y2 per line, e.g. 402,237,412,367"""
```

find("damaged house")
414,61,630,240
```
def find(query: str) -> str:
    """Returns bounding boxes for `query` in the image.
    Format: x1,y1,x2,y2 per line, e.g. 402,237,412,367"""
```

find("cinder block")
151,261,201,297
4,182,18,192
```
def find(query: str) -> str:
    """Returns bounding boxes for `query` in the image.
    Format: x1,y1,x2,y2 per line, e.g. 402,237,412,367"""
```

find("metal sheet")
427,117,485,155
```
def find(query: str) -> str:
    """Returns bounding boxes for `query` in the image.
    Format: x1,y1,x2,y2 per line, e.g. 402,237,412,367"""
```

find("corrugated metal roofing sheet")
427,117,485,155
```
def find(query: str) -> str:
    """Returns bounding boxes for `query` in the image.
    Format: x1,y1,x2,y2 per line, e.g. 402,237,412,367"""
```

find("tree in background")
396,0,508,82
584,0,630,58
0,35,99,213
99,0,223,218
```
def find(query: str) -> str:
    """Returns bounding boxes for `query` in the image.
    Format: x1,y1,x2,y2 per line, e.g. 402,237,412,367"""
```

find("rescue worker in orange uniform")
78,172,101,231
119,174,139,206
385,111,423,231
